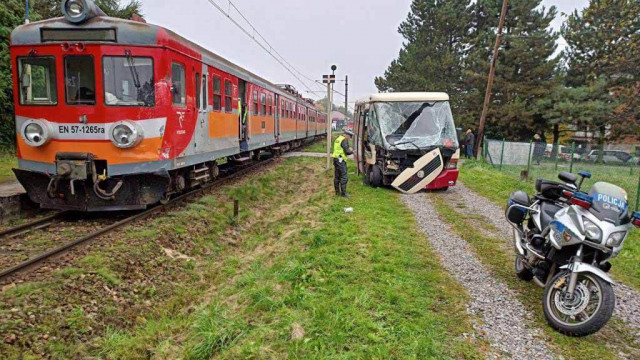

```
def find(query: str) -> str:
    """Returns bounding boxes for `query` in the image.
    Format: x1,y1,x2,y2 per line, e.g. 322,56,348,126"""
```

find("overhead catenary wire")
204,0,323,95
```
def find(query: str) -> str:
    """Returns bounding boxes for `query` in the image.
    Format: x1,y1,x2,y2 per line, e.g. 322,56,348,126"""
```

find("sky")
142,0,591,108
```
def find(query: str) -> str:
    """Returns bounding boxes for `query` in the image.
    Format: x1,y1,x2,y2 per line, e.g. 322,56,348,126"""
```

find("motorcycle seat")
540,202,563,230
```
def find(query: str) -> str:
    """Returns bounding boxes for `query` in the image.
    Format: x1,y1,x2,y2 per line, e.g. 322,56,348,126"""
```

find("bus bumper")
426,169,459,190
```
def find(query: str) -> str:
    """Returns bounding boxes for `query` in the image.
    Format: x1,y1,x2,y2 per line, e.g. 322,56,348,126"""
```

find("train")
10,0,327,211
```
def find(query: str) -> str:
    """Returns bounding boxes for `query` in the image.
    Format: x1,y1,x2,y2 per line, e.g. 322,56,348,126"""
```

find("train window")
261,93,266,115
195,72,201,109
202,74,208,109
224,80,232,112
103,56,155,107
64,56,96,105
281,100,285,117
171,63,186,106
17,57,57,106
213,77,221,111
268,95,273,116
253,90,258,115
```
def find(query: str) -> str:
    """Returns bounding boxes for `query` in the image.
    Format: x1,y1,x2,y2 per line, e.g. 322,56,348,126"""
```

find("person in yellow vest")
332,130,354,197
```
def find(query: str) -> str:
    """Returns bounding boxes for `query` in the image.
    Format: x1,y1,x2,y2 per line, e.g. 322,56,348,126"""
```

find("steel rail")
0,211,68,241
0,158,275,282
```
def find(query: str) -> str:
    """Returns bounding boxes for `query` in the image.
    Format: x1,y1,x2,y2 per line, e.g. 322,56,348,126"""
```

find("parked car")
544,144,581,161
582,150,633,164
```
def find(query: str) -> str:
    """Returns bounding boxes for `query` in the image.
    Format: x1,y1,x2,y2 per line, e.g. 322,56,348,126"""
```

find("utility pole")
345,75,348,122
474,0,509,159
323,65,337,169
25,0,30,24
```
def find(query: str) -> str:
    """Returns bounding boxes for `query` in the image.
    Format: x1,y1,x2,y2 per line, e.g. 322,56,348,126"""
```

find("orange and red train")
10,0,326,211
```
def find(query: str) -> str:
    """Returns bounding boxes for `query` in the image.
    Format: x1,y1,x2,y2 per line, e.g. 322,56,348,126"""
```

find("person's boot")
340,184,350,197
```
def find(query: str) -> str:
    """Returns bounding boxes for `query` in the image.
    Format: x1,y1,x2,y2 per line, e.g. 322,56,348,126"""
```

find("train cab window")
195,73,201,109
261,93,266,116
224,80,232,112
103,56,154,107
18,57,57,105
171,63,186,106
213,77,221,111
64,56,96,105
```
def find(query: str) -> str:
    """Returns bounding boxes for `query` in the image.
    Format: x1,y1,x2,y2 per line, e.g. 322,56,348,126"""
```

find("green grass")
459,160,640,292
97,159,486,359
0,153,17,183
303,134,337,153
431,195,640,359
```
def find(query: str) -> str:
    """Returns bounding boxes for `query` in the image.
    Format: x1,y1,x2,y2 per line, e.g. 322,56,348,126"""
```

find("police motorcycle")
506,170,640,336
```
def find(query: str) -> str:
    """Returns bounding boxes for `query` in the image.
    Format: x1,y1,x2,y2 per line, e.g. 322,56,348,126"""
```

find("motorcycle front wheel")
542,271,615,337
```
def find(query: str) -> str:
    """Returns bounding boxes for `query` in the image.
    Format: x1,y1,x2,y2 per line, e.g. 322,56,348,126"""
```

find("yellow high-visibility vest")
332,135,346,159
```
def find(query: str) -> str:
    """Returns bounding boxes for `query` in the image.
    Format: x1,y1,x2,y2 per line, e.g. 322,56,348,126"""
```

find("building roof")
356,92,449,105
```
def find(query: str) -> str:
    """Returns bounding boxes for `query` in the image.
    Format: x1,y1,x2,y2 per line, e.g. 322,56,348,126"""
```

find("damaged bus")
354,93,460,193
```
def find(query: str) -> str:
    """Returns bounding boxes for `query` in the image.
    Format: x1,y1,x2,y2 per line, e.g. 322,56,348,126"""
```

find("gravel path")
450,181,640,339
402,193,556,359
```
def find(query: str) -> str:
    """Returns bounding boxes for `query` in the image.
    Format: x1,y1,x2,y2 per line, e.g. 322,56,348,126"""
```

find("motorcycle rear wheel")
542,271,615,337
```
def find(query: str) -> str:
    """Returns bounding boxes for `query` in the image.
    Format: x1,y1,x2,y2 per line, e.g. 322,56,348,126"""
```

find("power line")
204,0,320,94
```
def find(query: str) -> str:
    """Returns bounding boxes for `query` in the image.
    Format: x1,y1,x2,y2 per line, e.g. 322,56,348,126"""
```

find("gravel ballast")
450,182,640,339
401,193,556,359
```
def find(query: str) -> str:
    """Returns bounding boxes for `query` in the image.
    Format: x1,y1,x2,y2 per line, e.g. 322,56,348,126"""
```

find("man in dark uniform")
332,130,354,197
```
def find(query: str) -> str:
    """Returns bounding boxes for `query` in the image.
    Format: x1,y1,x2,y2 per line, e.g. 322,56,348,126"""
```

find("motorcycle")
505,170,640,336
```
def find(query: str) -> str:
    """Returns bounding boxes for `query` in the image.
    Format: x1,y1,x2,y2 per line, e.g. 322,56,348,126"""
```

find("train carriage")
10,0,325,211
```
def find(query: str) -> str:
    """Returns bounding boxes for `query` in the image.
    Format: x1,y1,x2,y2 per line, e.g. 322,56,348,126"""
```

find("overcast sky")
143,0,590,107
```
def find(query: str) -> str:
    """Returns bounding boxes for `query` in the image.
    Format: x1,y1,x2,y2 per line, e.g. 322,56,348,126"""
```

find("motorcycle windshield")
588,182,630,225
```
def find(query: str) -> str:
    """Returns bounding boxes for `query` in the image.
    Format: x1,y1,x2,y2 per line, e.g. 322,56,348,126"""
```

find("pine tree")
562,0,640,141
462,0,560,141
374,0,473,114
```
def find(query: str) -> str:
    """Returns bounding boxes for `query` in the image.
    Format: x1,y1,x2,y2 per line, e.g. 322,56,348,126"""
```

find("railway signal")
324,65,337,169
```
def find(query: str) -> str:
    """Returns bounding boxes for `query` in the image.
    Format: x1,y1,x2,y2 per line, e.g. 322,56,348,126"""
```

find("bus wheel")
363,166,371,186
369,165,383,188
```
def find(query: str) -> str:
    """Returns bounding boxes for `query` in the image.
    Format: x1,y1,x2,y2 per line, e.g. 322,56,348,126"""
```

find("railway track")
0,157,276,283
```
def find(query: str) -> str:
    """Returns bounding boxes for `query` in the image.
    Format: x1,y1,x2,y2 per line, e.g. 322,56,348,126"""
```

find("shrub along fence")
480,138,640,212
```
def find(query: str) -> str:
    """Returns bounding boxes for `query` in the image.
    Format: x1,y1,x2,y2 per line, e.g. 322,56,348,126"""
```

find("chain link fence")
481,138,640,212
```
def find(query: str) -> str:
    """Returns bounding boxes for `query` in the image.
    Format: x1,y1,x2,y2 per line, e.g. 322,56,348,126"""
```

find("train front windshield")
373,101,458,151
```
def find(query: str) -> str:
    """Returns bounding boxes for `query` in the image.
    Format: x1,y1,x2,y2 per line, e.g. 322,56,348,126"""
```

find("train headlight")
62,0,105,24
21,120,52,147
109,121,142,149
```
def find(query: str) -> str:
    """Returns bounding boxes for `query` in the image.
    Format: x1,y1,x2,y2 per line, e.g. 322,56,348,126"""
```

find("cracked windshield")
375,101,458,150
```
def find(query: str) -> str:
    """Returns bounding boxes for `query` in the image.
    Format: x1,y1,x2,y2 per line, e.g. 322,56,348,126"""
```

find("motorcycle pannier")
507,190,530,224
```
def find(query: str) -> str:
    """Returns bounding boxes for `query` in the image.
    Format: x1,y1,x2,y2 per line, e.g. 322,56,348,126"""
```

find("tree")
562,0,640,142
462,0,560,141
375,0,473,116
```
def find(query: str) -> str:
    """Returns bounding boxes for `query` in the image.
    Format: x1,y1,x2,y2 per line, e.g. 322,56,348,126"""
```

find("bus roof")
355,92,449,105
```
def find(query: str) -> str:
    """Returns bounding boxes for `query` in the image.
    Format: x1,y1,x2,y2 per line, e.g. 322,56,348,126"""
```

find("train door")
195,65,209,154
274,93,280,139
238,79,248,151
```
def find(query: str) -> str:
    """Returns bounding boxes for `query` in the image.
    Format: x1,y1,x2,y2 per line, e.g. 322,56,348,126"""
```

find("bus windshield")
373,101,458,150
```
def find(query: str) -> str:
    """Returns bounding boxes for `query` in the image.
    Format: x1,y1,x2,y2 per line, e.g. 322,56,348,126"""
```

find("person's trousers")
466,145,473,158
333,158,348,195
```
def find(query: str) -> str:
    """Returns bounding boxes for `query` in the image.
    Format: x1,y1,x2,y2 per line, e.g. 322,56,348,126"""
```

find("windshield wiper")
391,140,423,153
125,50,141,89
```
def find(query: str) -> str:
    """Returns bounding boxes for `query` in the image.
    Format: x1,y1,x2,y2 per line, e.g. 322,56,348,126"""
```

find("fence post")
526,140,533,175
636,172,640,212
569,142,575,173
499,138,506,171
554,145,560,171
